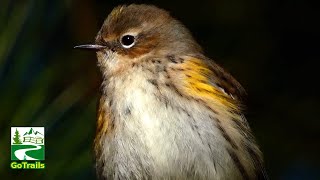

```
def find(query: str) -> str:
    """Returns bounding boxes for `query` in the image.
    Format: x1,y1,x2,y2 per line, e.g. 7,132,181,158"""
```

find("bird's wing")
201,56,246,100
167,54,268,180
167,54,245,113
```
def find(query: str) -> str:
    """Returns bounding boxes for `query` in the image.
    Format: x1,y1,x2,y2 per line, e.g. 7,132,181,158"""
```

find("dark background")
1,0,319,179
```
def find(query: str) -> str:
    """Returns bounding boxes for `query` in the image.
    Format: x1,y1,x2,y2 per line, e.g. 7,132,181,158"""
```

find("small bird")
75,4,267,180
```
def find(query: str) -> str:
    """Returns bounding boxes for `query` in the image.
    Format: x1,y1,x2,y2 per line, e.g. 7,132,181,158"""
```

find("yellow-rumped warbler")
75,4,267,180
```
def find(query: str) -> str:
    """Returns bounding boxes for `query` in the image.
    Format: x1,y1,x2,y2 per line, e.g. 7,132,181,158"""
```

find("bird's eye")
120,35,135,48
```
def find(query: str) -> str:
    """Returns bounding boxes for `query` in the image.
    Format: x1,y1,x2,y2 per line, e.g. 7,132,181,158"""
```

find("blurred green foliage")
0,0,319,179
0,0,99,179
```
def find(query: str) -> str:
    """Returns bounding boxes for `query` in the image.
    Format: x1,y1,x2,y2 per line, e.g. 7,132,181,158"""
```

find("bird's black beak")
74,44,106,51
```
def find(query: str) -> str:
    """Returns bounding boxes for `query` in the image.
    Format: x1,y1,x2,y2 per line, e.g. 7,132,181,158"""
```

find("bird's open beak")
74,44,106,51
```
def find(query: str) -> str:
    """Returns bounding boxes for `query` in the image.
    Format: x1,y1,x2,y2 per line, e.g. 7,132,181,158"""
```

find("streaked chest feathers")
95,56,263,180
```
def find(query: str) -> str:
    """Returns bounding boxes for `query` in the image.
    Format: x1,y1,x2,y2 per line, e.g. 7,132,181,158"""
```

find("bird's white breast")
100,67,242,179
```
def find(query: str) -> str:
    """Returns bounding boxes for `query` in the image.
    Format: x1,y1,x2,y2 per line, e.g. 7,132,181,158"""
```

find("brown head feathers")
95,4,202,58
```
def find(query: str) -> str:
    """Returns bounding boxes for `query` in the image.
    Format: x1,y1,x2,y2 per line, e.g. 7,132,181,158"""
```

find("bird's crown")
95,4,202,58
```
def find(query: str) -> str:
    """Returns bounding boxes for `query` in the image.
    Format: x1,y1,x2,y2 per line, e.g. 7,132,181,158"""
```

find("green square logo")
11,127,45,161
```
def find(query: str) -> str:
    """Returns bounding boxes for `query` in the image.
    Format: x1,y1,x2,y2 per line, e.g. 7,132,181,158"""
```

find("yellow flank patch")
96,102,114,141
94,105,114,153
181,58,239,111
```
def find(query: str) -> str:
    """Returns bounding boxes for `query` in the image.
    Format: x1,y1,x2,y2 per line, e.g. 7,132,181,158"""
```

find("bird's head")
75,4,202,75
